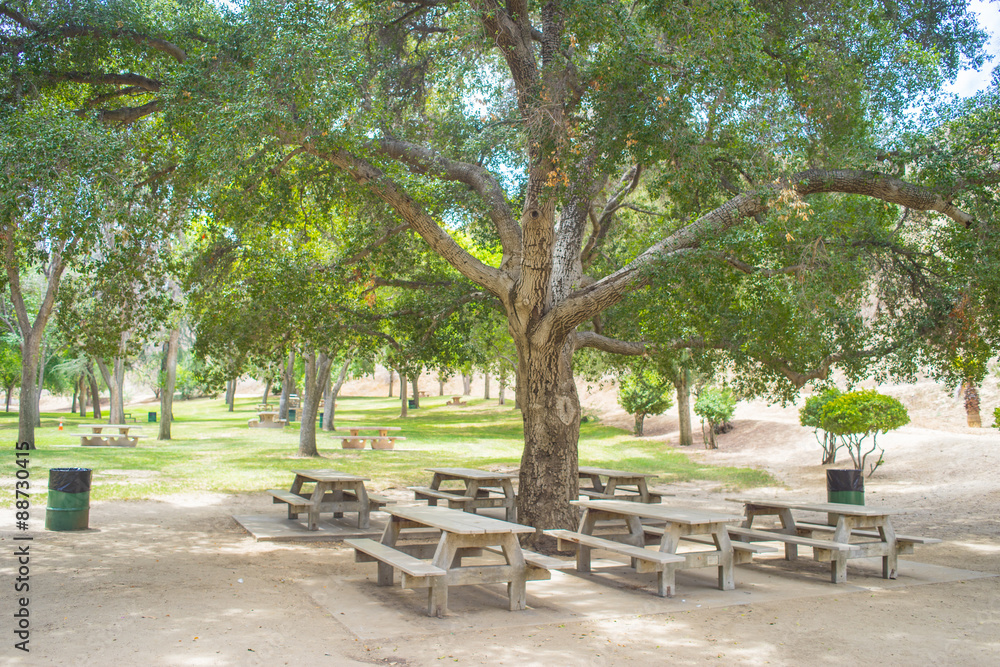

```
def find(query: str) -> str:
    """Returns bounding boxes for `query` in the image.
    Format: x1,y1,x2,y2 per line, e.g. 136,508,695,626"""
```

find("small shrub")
993,406,1000,429
820,390,909,477
618,369,673,435
694,386,737,449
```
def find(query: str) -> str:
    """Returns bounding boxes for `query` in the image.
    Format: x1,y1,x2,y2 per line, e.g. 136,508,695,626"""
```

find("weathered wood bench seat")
642,525,778,564
545,528,685,597
794,521,941,552
409,486,475,506
483,546,576,570
267,489,315,510
345,538,447,583
727,525,859,558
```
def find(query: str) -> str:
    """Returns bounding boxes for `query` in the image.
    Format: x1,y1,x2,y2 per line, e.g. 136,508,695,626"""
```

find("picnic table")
266,469,391,531
346,505,570,617
248,411,287,429
726,498,940,583
545,499,745,597
577,466,668,503
73,424,143,447
410,467,518,522
335,425,405,450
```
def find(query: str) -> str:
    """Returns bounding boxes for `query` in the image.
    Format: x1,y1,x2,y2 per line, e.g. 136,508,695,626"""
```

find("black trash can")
827,469,864,505
407,399,418,409
148,411,157,423
45,468,92,531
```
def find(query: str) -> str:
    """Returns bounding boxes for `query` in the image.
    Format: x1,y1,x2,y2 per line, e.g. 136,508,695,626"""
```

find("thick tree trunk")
279,350,295,420
299,351,334,457
962,381,982,428
515,337,580,537
16,340,41,447
484,374,490,400
399,372,408,418
323,355,352,431
86,362,102,419
462,373,472,395
675,372,693,447
159,328,179,440
411,376,419,408
95,358,125,424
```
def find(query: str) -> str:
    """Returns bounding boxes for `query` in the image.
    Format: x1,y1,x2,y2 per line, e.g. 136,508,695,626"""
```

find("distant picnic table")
72,424,143,447
410,467,518,522
335,426,404,450
266,469,392,531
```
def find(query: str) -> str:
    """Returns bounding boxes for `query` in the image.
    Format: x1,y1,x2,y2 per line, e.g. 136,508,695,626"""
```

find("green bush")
993,406,1000,429
694,386,737,449
618,369,673,435
799,388,842,465
820,389,909,476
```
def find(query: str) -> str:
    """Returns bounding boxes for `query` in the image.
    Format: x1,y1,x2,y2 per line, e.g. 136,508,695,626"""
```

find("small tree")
694,387,737,450
799,388,844,465
820,390,910,477
617,369,673,436
992,406,999,429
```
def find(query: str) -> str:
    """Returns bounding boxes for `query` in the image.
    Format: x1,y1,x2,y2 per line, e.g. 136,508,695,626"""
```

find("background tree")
799,388,844,465
821,389,910,476
616,367,673,436
693,386,738,450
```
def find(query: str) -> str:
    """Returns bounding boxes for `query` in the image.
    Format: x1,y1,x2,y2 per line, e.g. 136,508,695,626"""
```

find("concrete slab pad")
232,513,389,541
303,553,994,641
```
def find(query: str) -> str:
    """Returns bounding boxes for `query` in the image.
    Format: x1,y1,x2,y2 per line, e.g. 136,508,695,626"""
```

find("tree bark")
323,355,352,431
225,377,236,412
158,328,179,439
86,362,102,419
462,373,472,395
388,368,394,397
78,373,88,417
33,342,48,427
675,371,693,447
71,380,78,414
299,350,334,457
95,357,125,424
514,335,580,539
484,374,490,400
279,350,295,420
399,371,408,417
634,413,645,435
439,379,445,396
962,381,982,428
262,379,271,405
411,376,419,408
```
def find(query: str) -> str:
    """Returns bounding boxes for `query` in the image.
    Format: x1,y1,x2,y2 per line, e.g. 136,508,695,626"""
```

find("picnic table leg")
775,508,799,560
879,520,898,579
464,481,482,514
498,533,528,611
429,533,456,617
830,516,853,583
655,567,677,598
377,520,404,586
501,480,517,522
623,515,645,569
354,484,371,530
636,478,652,503
576,510,600,572
712,526,736,591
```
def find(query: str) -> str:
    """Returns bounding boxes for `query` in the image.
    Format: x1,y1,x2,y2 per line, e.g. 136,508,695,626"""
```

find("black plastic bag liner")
826,469,863,492
49,468,92,494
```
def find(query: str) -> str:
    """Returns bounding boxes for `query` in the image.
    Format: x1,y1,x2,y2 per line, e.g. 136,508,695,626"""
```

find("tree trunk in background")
498,382,506,405
675,371,693,447
411,377,419,408
16,344,41,446
71,382,78,413
225,378,236,412
78,374,88,416
86,362,102,419
262,380,271,405
462,373,472,395
33,342,47,428
962,381,982,428
484,374,490,400
96,358,125,424
388,369,394,397
323,355,352,431
399,372,408,418
439,379,445,396
159,328,179,440
279,350,295,421
634,413,645,435
299,351,334,457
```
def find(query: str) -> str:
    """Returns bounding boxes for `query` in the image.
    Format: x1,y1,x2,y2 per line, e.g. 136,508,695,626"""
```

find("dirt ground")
2,375,999,666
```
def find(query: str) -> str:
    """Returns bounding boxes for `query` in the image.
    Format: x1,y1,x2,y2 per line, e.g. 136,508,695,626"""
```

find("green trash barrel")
288,408,296,422
45,468,92,531
148,411,157,423
827,469,864,505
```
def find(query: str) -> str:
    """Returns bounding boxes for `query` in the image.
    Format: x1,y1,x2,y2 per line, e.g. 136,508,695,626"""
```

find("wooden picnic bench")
726,498,935,583
545,499,744,597
74,424,144,447
267,469,390,530
249,411,287,429
446,396,466,406
411,468,518,521
346,505,564,617
335,426,405,450
577,466,669,503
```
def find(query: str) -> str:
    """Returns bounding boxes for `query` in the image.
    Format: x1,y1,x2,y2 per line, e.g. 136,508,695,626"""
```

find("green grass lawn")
1,395,777,503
